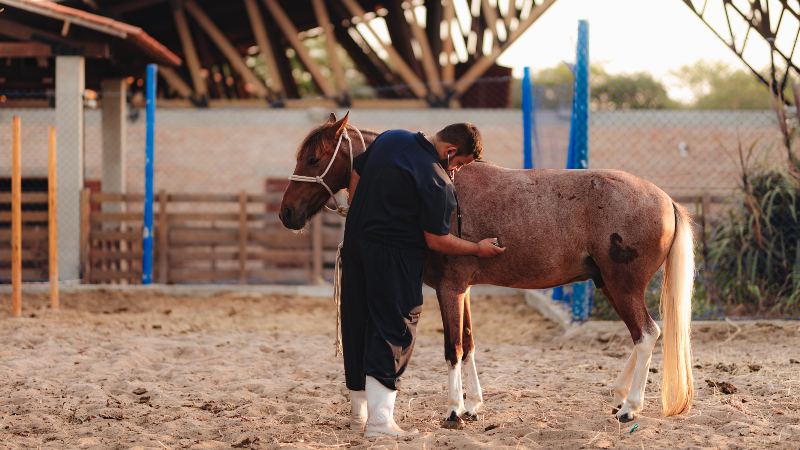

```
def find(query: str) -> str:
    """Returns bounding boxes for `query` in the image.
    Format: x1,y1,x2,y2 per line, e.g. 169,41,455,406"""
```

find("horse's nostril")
280,206,292,223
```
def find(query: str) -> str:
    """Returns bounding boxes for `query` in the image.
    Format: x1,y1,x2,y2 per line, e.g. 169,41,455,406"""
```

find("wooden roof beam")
158,65,194,98
243,0,285,99
312,0,349,93
261,0,336,97
183,0,269,98
442,0,456,83
403,3,444,96
171,0,207,100
0,17,110,57
339,0,428,98
453,0,559,97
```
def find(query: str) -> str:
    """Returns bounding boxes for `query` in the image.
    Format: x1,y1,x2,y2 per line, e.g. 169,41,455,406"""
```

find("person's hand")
476,238,505,258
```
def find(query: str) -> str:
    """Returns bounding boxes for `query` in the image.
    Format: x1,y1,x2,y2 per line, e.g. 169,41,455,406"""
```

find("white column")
55,56,85,281
101,78,127,212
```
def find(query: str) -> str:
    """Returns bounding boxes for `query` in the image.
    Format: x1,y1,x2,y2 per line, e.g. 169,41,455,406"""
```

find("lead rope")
287,125,365,357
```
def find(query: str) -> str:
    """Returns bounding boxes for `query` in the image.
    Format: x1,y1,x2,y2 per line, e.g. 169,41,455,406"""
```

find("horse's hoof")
441,411,466,430
616,412,635,423
462,412,478,422
611,405,621,415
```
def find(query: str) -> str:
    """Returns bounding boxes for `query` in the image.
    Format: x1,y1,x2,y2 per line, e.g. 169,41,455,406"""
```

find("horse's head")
279,112,352,230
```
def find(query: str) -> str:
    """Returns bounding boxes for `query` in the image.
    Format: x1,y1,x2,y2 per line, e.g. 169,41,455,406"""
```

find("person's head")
434,123,483,172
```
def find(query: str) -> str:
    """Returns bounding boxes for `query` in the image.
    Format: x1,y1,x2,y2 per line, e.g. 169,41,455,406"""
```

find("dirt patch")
0,291,798,449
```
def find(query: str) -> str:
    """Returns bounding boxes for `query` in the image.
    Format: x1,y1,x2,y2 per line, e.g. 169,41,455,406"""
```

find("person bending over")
340,123,505,437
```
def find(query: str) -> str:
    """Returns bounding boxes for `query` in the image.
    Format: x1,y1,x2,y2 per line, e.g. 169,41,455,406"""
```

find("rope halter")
287,125,366,218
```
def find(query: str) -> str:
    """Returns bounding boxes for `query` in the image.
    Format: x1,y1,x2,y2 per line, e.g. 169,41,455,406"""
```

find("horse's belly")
472,252,589,290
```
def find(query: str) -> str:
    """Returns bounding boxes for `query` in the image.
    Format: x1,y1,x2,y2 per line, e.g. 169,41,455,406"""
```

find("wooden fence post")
239,190,248,284
11,116,22,318
80,188,91,283
48,125,58,309
158,190,168,283
312,214,323,284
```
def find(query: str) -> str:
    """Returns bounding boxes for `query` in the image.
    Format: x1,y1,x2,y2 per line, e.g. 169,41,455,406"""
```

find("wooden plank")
442,0,456,83
239,190,247,283
168,212,240,223
90,212,145,223
158,190,169,283
248,229,311,248
0,228,48,241
0,18,110,58
48,125,58,310
90,192,145,202
168,248,312,264
312,0,349,92
11,115,21,318
158,65,195,98
90,271,142,282
339,0,427,98
243,0,285,97
184,0,270,97
80,188,91,283
0,249,42,261
0,269,45,280
172,0,208,98
90,230,142,241
168,193,239,202
169,228,239,245
0,193,49,203
311,214,323,284
90,250,145,262
0,42,52,57
261,0,336,96
403,3,444,96
0,211,48,222
454,0,558,96
248,268,312,283
168,268,240,283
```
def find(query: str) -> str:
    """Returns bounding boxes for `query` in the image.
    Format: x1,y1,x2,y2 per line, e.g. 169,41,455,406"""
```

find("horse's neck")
350,127,377,159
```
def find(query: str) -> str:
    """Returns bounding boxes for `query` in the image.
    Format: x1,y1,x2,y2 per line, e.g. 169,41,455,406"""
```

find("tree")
669,61,774,109
591,70,678,110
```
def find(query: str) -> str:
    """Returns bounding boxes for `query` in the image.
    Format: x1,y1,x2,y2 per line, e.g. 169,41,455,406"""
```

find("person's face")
440,153,475,172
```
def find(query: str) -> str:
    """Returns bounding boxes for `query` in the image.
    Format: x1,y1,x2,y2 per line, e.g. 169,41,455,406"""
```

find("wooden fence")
0,192,50,281
81,184,343,284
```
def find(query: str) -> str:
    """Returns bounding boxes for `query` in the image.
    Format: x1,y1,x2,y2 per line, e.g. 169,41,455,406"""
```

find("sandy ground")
0,290,799,450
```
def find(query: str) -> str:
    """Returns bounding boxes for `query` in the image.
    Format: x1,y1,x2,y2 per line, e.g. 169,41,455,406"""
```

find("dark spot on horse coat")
568,195,577,201
609,233,639,264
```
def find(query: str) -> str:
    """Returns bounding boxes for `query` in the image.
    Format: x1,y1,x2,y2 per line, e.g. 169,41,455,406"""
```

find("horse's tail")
660,202,695,416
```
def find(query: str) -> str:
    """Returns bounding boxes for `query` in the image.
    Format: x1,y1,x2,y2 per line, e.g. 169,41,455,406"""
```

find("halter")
288,125,366,218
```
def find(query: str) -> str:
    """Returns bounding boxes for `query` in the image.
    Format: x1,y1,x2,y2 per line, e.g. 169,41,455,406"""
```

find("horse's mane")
296,124,380,159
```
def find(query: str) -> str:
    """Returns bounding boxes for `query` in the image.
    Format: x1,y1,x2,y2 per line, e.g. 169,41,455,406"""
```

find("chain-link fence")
1,63,798,318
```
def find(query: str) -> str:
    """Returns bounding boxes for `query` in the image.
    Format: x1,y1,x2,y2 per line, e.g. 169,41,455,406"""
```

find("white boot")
364,376,419,438
350,390,368,431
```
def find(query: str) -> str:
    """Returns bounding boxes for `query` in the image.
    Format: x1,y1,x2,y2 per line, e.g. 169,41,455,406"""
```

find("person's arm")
347,169,360,205
424,231,505,258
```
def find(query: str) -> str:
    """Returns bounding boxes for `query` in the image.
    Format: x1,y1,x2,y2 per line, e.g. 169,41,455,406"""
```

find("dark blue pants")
340,238,424,391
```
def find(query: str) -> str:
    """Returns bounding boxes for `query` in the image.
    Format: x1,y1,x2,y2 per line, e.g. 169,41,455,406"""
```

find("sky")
496,0,770,78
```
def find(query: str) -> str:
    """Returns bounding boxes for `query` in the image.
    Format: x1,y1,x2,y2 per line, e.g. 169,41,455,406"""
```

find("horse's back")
432,163,675,290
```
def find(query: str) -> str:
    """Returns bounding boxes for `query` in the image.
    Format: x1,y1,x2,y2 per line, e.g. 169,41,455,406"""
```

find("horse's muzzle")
279,206,306,230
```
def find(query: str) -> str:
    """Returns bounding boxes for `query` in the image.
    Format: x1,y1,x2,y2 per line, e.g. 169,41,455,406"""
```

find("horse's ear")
325,112,337,124
328,111,349,141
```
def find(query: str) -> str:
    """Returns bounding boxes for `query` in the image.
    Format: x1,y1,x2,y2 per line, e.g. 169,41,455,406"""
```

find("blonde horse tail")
660,202,695,417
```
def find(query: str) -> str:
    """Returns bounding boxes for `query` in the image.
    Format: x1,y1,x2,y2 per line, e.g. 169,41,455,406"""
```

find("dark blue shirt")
345,130,457,253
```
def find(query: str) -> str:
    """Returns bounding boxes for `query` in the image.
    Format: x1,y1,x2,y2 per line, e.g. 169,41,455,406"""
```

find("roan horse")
279,112,694,427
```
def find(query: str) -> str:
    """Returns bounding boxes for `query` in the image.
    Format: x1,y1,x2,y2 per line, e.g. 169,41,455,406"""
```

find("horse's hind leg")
602,287,636,414
461,288,483,420
603,286,660,422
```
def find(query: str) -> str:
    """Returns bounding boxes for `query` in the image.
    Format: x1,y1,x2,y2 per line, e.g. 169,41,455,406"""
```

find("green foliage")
591,71,679,110
699,149,800,316
670,61,773,109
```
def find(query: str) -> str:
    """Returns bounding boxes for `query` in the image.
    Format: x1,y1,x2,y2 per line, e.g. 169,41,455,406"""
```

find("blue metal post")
570,20,592,320
522,67,533,169
142,64,157,284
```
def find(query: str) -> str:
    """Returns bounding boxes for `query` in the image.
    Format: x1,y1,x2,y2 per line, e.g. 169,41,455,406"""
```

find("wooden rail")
78,182,342,285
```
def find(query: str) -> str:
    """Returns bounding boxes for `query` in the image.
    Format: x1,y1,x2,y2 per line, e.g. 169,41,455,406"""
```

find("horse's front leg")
437,286,467,429
461,287,483,420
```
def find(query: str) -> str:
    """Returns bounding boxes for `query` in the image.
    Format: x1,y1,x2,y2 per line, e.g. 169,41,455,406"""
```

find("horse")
279,112,694,427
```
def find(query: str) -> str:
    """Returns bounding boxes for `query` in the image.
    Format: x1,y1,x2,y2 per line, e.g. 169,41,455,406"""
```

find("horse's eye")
308,157,321,166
